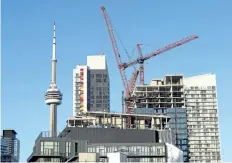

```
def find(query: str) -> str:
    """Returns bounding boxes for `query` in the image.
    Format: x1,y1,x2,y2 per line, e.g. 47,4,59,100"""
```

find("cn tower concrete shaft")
50,104,57,137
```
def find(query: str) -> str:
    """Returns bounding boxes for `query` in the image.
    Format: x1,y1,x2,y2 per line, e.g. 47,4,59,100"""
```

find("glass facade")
134,107,189,162
165,108,188,162
37,158,60,162
0,137,20,162
90,72,110,112
40,141,59,156
40,141,71,158
87,144,166,162
1,138,8,155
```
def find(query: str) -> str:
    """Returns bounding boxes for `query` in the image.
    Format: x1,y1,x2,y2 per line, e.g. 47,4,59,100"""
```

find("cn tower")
45,22,63,137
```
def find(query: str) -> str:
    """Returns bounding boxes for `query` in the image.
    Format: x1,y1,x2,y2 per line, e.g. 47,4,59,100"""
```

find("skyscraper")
73,54,110,116
0,129,20,162
184,74,221,162
133,73,222,162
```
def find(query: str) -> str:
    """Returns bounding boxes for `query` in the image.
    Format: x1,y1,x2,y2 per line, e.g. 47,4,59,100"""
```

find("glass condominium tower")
1,129,20,162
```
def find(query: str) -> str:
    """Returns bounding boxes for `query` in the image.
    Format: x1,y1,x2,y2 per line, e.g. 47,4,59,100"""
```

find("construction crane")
101,6,199,127
101,6,128,92
128,35,199,85
125,69,139,114
101,6,138,127
136,44,144,85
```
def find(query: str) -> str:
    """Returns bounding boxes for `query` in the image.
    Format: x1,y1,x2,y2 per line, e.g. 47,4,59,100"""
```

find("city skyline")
2,0,232,161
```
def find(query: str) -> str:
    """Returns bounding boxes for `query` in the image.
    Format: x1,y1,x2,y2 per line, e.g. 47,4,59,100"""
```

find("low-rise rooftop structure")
67,111,170,130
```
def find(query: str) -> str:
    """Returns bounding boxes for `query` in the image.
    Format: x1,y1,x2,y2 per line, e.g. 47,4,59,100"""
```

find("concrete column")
151,117,155,129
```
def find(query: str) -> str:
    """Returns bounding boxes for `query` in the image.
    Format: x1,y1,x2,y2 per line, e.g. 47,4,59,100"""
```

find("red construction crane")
101,6,129,92
101,6,138,127
136,44,144,85
101,6,199,128
126,69,139,99
121,35,199,72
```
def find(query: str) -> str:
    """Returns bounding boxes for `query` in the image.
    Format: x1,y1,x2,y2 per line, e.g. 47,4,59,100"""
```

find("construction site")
27,5,221,163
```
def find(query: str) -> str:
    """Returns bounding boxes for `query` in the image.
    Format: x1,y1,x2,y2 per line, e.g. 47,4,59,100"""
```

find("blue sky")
2,0,232,161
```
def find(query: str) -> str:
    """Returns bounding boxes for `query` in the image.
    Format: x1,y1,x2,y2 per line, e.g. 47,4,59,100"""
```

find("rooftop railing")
35,131,67,144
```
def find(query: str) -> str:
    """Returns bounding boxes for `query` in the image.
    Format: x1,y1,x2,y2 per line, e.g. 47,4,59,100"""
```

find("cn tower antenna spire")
52,22,56,61
51,22,57,84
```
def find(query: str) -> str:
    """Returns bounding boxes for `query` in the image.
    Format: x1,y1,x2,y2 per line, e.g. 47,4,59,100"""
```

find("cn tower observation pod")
45,88,62,105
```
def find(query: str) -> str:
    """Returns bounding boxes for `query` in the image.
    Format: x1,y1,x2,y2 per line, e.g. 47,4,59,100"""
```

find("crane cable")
111,22,136,71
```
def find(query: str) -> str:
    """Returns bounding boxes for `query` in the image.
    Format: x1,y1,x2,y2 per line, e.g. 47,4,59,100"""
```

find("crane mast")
101,6,138,128
136,44,144,85
101,6,129,92
126,69,139,99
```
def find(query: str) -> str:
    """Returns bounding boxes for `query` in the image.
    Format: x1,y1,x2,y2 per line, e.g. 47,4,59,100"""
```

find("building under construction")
134,75,185,109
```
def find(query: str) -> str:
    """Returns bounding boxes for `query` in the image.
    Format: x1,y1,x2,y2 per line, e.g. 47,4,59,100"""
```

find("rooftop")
68,111,169,119
2,129,17,135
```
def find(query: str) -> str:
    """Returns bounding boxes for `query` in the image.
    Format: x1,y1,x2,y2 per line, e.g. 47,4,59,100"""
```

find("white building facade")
184,74,221,162
73,65,89,115
73,55,110,116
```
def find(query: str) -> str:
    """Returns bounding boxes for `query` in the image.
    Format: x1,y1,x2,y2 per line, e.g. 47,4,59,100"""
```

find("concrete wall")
66,127,158,143
183,73,216,86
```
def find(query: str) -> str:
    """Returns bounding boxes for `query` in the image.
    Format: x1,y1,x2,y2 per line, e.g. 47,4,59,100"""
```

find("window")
96,100,102,103
96,74,102,78
96,96,102,99
181,145,188,150
40,141,60,156
103,74,108,78
96,79,102,82
44,158,51,162
96,104,102,107
66,142,71,157
182,140,187,144
41,142,44,154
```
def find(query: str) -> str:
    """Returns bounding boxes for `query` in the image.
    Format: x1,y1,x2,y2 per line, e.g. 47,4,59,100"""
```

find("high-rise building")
184,74,221,162
73,54,110,116
0,129,20,162
133,73,221,162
